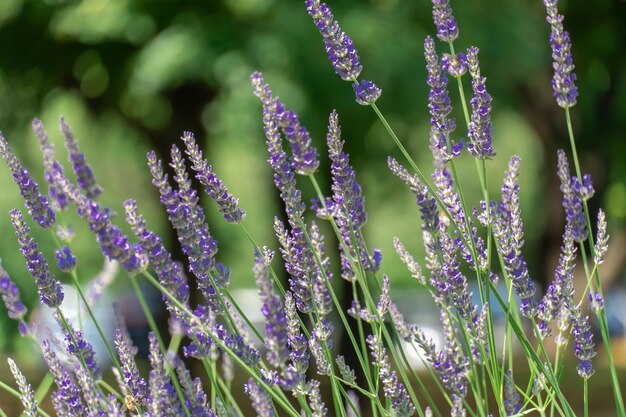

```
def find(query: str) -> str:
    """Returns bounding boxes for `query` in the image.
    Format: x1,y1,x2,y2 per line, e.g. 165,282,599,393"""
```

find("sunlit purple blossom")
0,262,28,326
42,339,87,416
353,80,381,105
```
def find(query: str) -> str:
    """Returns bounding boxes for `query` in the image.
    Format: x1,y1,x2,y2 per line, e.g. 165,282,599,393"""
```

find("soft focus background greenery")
0,0,625,414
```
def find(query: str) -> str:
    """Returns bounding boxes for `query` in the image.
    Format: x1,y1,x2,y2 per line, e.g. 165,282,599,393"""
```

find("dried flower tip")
353,79,382,105
393,238,425,284
305,0,363,81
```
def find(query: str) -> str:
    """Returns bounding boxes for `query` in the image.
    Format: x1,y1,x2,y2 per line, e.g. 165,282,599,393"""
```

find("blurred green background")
0,0,625,414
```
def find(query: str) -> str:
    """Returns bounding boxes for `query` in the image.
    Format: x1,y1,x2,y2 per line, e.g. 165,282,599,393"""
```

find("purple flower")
557,150,588,242
49,169,147,275
283,292,308,390
175,359,213,417
124,199,190,325
245,378,274,417
42,340,87,417
440,226,474,321
254,248,289,367
10,209,64,308
433,309,469,398
441,53,467,78
308,379,328,417
353,79,382,105
60,117,102,199
327,111,380,277
115,329,149,403
537,224,576,336
493,156,537,317
571,307,596,378
0,262,28,324
148,150,220,309
504,370,521,415
305,0,362,81
55,246,76,272
148,332,184,416
0,134,55,228
32,119,69,211
543,0,578,108
335,355,356,384
310,222,333,316
466,47,496,160
367,334,415,417
251,72,320,175
8,358,38,417
424,37,460,164
181,131,246,223
431,0,459,42
65,329,101,380
74,363,104,416
588,291,604,314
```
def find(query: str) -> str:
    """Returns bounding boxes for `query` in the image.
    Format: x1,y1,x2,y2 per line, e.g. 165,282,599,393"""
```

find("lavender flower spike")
115,329,149,403
245,378,274,417
182,131,246,223
466,47,496,159
557,149,587,242
305,0,362,81
594,209,608,265
431,0,459,42
0,134,55,228
543,0,578,108
0,261,28,325
55,246,76,272
10,209,64,308
8,358,38,417
367,334,415,417
571,307,596,378
32,119,69,211
60,117,103,198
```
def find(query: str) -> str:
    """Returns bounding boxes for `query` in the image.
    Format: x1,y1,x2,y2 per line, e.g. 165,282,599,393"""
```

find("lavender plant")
0,0,623,416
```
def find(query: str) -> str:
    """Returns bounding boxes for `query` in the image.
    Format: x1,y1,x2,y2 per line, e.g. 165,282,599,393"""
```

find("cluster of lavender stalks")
0,0,623,416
